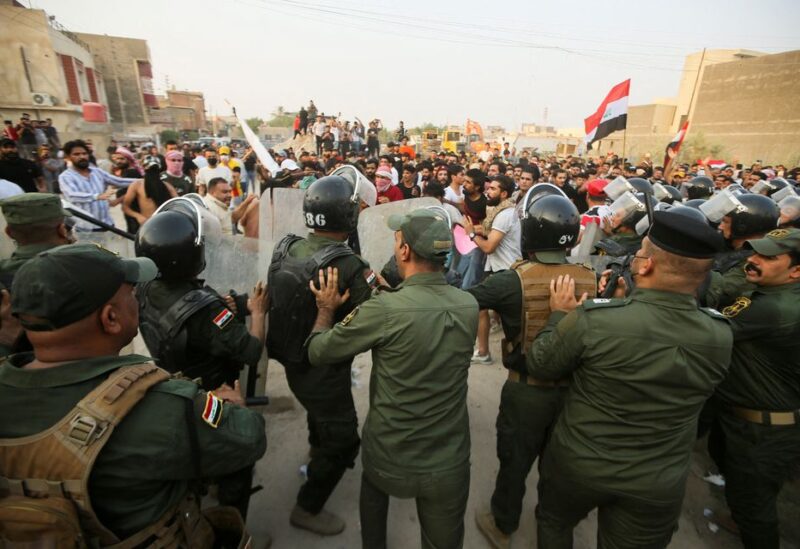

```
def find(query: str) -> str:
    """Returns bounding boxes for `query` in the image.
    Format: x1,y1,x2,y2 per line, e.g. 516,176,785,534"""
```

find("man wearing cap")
0,243,266,546
712,228,800,549
0,193,73,288
528,210,733,548
306,210,479,549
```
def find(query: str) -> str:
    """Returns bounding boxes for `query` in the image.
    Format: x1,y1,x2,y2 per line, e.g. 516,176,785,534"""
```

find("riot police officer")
683,175,715,200
267,175,372,536
468,194,595,548
135,196,268,521
135,198,268,390
705,193,779,309
595,191,653,256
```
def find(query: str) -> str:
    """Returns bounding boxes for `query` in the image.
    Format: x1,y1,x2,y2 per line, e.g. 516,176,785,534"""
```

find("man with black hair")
460,175,521,364
713,229,800,549
0,139,45,193
399,163,420,199
59,140,138,231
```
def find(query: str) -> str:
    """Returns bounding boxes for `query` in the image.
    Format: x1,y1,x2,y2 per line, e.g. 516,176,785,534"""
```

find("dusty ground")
244,333,798,549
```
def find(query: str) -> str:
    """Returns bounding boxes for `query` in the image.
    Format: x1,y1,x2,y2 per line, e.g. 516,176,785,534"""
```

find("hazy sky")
31,0,800,132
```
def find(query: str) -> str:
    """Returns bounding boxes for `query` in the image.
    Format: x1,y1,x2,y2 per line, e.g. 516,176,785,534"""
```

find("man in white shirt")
478,142,493,163
195,149,231,195
0,179,24,199
202,177,253,236
458,175,521,364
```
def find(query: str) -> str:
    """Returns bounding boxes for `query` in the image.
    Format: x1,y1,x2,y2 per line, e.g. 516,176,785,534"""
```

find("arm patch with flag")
213,308,234,330
202,392,224,428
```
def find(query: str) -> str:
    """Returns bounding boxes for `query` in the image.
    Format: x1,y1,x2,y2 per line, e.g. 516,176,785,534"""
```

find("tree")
679,131,726,163
245,117,264,133
160,129,180,143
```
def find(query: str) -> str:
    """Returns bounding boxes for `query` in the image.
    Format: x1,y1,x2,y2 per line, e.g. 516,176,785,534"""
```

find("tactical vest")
137,283,220,374
509,260,596,357
267,234,356,365
0,363,218,548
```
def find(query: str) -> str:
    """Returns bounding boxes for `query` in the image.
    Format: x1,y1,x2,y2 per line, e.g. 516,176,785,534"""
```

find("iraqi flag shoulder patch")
213,308,234,330
202,392,223,428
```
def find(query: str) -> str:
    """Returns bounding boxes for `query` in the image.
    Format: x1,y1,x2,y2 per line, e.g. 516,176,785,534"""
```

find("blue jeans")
457,248,486,290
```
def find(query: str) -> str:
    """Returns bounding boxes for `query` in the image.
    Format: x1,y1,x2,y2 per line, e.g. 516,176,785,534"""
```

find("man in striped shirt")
58,140,138,231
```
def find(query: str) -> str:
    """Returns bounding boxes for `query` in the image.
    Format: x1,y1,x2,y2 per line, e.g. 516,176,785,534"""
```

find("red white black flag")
584,79,630,150
663,120,689,168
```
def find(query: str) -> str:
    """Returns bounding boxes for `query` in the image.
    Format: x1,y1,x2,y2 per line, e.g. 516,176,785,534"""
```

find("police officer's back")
266,175,372,536
0,244,266,547
468,194,595,547
527,211,732,548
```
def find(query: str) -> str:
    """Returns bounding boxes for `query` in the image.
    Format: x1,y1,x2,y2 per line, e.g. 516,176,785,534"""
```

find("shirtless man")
122,156,177,229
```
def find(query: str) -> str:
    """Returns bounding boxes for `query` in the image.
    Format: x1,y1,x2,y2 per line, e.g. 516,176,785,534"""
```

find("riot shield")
258,187,308,279
0,216,13,260
356,197,439,271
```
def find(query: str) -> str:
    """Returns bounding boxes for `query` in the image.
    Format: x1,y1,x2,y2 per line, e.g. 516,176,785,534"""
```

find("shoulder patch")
201,392,223,428
700,307,729,321
766,229,790,239
159,172,168,180
722,296,751,318
581,297,629,311
339,307,359,326
213,308,234,329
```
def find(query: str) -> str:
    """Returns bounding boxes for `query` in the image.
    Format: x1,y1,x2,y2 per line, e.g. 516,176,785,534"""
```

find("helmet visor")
699,188,746,223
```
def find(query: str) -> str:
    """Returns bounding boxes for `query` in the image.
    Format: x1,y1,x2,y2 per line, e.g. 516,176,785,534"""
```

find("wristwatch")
469,232,477,241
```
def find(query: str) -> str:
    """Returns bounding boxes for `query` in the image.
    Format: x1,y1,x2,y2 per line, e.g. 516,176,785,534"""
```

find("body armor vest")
0,363,216,548
512,261,596,355
267,234,355,365
137,283,220,374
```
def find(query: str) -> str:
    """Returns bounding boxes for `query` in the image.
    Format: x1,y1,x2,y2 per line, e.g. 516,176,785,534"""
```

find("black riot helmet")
683,198,706,210
627,177,653,194
727,193,779,239
683,176,714,200
661,184,683,204
303,175,360,232
520,194,580,254
670,204,712,226
136,210,205,280
525,182,567,204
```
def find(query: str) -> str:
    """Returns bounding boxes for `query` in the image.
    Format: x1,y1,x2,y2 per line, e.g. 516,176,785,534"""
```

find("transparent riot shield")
0,216,14,260
258,187,308,280
356,197,440,271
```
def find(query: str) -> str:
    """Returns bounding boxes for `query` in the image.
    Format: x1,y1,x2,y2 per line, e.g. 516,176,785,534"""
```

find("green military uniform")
466,256,569,535
0,193,70,356
140,279,262,389
0,192,69,287
526,210,732,548
706,249,755,310
0,353,266,539
527,290,732,547
271,232,371,516
713,230,800,549
0,243,266,543
306,210,478,549
603,231,643,254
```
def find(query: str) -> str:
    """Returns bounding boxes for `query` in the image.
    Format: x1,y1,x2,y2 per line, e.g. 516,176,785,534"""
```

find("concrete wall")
76,33,152,129
0,6,111,149
689,50,800,166
166,90,206,130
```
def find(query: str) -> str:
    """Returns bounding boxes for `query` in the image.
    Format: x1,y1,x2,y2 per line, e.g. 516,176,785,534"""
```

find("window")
58,54,80,105
74,59,90,102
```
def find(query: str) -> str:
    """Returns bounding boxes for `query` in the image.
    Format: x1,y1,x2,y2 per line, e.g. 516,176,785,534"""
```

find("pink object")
453,224,477,255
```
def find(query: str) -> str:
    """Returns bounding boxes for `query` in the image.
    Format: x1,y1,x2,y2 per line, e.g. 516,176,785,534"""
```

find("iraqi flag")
584,79,630,150
663,120,689,168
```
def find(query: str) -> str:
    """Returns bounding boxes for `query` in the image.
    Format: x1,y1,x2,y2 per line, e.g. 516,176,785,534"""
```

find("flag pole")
621,127,627,164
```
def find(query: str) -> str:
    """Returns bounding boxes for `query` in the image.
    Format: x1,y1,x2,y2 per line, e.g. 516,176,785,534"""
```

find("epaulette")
581,297,629,311
159,172,168,180
700,307,730,322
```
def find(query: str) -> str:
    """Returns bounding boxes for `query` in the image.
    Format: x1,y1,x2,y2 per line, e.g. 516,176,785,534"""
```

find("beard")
74,159,90,169
486,195,501,207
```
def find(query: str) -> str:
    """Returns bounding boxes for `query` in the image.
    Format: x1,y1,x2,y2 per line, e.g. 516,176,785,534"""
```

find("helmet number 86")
306,213,326,226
